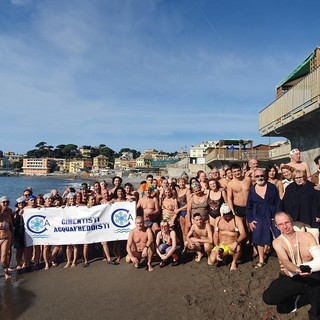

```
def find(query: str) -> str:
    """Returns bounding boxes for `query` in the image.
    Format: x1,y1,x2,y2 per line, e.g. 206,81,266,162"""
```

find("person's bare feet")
64,263,71,268
71,263,77,268
147,263,154,272
4,269,11,280
195,252,203,263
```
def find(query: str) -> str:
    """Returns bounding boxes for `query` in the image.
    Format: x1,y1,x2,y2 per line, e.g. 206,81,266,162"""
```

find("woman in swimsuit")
156,220,181,267
207,179,228,228
186,182,209,231
0,196,14,279
176,177,191,242
266,164,284,199
64,193,79,268
161,188,178,227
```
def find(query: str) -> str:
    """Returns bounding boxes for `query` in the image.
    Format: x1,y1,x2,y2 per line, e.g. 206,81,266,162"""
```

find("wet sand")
0,251,309,320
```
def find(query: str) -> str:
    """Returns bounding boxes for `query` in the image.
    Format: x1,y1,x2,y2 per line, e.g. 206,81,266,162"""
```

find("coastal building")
259,46,320,171
93,155,109,168
22,158,53,175
79,147,91,158
136,149,171,168
67,158,93,174
114,157,136,170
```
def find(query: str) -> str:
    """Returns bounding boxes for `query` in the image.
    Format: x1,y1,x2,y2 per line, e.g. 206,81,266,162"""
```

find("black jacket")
283,180,320,228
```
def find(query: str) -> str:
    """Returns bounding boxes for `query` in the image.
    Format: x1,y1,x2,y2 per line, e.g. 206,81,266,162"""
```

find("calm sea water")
0,176,85,203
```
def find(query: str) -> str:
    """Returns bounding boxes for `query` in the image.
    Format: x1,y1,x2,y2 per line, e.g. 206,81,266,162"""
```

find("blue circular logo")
26,215,47,234
111,209,131,228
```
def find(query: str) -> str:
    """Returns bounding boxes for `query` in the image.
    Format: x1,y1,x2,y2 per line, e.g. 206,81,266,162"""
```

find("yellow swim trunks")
212,243,233,256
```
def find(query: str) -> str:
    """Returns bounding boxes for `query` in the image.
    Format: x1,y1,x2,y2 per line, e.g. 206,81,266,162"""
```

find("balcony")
259,63,320,137
259,68,320,136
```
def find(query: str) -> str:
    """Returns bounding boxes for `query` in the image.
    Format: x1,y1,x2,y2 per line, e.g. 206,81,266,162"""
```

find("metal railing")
259,67,320,134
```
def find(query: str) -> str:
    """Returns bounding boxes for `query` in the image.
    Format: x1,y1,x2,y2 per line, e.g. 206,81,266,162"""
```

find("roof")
276,48,318,89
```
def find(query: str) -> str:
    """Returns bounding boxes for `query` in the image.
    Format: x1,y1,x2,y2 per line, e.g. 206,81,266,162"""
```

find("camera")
299,265,311,273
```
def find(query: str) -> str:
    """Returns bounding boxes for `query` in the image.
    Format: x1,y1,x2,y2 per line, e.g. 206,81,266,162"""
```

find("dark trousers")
263,272,320,320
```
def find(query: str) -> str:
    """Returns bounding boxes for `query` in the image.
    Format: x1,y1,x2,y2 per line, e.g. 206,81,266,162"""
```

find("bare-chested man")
126,216,154,272
245,158,259,184
263,212,320,318
136,185,160,234
286,148,311,180
227,163,251,218
211,167,228,190
185,213,213,264
209,204,246,270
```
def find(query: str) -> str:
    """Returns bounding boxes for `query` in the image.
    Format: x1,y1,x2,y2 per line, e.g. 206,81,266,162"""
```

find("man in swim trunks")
126,216,154,272
286,148,311,181
185,213,213,264
210,204,246,270
227,163,251,218
263,212,320,319
136,185,160,234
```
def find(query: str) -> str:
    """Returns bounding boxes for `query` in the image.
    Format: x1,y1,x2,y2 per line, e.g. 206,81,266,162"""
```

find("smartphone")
300,265,311,273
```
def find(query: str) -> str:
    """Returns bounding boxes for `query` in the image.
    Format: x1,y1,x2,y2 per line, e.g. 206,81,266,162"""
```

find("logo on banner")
26,215,49,238
111,208,133,233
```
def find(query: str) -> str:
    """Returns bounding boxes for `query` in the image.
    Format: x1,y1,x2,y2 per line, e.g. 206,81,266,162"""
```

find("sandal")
254,262,266,268
107,260,119,265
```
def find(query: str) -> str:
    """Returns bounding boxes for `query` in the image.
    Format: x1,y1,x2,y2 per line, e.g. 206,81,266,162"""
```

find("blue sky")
1,0,319,154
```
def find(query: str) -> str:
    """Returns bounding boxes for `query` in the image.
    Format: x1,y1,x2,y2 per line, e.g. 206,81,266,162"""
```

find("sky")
1,0,320,154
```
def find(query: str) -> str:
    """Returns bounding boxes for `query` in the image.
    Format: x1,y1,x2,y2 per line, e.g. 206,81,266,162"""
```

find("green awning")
276,51,316,89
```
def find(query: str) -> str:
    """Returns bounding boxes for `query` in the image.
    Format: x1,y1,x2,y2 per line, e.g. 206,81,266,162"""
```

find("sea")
0,176,93,202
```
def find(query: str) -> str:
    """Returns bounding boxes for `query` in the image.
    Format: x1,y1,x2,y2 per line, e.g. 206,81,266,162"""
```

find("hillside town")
0,139,292,178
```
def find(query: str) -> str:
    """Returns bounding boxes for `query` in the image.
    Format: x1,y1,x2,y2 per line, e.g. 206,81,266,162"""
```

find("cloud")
10,0,32,6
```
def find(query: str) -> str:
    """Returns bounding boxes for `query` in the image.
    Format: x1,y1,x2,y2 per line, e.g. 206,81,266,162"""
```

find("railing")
259,67,320,134
268,143,291,160
205,149,270,163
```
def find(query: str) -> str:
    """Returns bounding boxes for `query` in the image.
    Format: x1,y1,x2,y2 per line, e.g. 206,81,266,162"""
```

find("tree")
35,142,47,149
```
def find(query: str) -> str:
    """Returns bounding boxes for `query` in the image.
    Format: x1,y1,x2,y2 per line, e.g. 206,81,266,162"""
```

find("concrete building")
22,158,52,175
67,158,93,174
259,47,320,171
93,155,109,169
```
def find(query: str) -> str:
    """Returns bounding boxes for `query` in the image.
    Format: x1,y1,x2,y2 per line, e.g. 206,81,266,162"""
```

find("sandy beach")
0,249,309,320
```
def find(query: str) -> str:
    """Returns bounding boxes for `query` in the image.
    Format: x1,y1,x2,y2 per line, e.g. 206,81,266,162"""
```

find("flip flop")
254,262,266,268
107,260,119,265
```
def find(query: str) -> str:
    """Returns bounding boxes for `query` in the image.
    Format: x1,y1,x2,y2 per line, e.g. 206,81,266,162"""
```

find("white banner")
23,202,136,246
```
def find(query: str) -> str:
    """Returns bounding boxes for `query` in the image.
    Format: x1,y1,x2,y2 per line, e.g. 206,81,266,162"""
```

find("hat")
66,192,76,199
28,195,36,200
0,196,9,202
290,148,300,155
16,197,26,204
43,193,52,200
220,203,232,216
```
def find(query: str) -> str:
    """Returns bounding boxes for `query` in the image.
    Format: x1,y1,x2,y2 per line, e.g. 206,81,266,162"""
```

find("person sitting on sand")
263,211,320,319
209,204,246,271
185,213,213,264
156,220,181,267
125,216,154,272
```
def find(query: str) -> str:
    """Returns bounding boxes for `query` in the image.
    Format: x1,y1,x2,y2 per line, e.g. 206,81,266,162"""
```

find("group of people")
1,148,320,319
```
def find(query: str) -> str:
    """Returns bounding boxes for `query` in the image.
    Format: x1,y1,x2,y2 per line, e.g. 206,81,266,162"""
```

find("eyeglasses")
294,176,304,180
255,175,265,178
276,221,292,227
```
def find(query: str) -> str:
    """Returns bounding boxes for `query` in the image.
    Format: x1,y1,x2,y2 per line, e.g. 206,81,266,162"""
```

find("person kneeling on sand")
185,213,213,264
209,204,246,271
156,220,181,268
126,216,154,272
